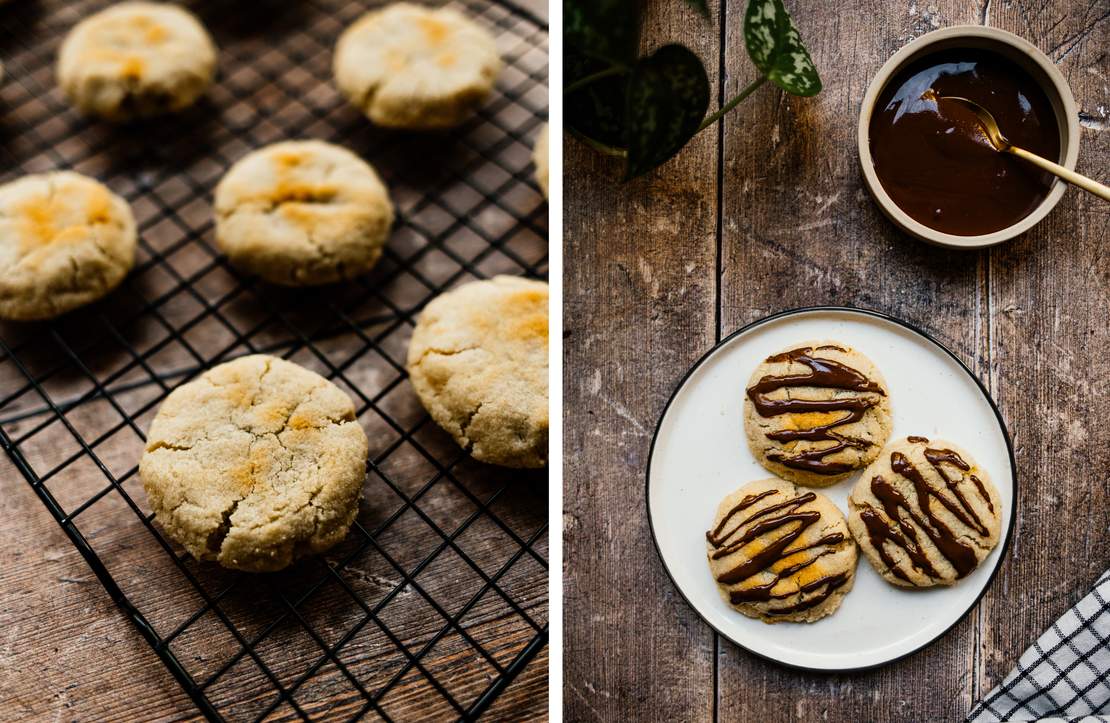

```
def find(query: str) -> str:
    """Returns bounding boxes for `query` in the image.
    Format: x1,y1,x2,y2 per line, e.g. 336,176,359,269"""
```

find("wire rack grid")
0,0,548,720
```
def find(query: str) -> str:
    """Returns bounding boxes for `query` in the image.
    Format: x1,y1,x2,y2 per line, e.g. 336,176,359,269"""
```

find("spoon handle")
1008,146,1110,202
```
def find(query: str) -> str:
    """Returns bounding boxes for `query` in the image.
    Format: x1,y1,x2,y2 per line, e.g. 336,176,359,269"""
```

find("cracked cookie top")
706,478,858,624
214,140,394,286
139,354,369,572
407,276,548,468
0,171,136,321
57,1,217,121
847,436,1002,588
333,3,501,129
743,340,892,487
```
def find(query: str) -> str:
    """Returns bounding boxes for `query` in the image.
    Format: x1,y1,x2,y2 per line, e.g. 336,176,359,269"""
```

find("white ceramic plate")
646,308,1015,671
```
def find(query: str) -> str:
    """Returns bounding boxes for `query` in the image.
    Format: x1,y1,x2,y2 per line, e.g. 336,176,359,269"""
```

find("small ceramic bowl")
858,26,1080,249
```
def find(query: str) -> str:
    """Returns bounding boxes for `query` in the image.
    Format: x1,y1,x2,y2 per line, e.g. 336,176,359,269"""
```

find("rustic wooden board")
564,0,1109,720
563,0,721,719
0,0,550,720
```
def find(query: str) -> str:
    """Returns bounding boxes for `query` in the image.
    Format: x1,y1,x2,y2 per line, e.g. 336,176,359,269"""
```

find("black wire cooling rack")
0,0,548,720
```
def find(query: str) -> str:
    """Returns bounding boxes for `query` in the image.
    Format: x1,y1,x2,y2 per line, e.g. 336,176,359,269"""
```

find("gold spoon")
925,91,1110,202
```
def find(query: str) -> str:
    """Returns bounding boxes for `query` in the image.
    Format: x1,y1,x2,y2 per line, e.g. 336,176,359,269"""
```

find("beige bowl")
858,26,1080,249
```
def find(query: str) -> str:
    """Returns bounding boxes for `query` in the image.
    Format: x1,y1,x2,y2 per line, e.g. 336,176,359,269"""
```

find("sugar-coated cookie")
214,140,394,286
333,3,501,129
0,171,136,321
744,341,892,487
57,2,217,120
706,478,858,623
533,123,549,198
407,276,548,468
847,436,1002,588
140,355,369,573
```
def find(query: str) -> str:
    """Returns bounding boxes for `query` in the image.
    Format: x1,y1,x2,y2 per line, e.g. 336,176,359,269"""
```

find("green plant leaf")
566,48,630,152
683,0,710,17
565,0,639,65
743,0,822,96
624,44,710,179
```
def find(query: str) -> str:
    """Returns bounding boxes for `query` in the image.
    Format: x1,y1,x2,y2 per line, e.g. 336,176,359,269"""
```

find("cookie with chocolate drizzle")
706,478,858,623
847,436,1002,588
743,341,892,487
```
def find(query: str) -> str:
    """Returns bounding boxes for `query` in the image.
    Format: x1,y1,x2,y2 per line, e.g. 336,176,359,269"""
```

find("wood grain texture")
564,0,722,719
564,0,1109,720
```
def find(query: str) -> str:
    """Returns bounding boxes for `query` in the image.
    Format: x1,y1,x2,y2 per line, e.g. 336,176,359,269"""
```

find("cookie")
744,341,892,487
847,436,1002,588
333,3,501,129
407,276,548,468
0,171,136,321
57,2,217,121
214,140,394,286
706,478,858,623
140,355,369,573
533,123,549,197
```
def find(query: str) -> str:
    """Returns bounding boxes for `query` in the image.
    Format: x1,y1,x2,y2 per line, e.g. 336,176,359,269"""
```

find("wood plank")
979,0,1110,700
715,1,986,720
562,0,724,719
0,454,198,722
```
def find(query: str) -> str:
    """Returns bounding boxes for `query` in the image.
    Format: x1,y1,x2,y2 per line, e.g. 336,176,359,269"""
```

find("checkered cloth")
967,568,1110,723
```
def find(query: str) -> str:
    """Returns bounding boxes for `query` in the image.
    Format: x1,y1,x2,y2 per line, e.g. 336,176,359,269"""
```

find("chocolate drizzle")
923,446,994,526
707,489,777,541
707,490,849,612
924,447,995,515
859,449,990,584
747,347,885,475
765,573,850,615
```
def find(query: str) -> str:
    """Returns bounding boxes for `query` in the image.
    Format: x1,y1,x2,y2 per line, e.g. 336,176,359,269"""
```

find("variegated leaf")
625,44,711,179
743,0,821,97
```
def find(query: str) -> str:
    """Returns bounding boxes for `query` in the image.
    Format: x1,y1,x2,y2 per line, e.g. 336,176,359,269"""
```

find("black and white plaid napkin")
967,568,1110,723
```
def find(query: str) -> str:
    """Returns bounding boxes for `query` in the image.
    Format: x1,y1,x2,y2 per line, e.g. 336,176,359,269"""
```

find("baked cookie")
744,341,892,487
706,478,858,623
140,355,369,573
407,276,548,468
214,140,394,286
533,123,549,198
57,2,217,121
333,3,501,129
0,171,136,321
847,436,1002,588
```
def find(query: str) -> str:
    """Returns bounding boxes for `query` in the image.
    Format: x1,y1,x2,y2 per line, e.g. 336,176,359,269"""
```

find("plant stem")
696,75,768,132
564,65,626,95
569,130,628,158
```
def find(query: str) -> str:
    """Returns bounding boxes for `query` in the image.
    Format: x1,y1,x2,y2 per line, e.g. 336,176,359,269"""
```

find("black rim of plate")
643,305,1018,673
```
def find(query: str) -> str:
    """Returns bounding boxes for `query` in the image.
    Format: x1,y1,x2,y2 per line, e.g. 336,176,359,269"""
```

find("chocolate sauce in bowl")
869,48,1060,236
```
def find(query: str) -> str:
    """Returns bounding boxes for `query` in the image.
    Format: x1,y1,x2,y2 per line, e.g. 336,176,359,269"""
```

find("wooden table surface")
565,1,1109,720
0,449,547,722
0,0,549,720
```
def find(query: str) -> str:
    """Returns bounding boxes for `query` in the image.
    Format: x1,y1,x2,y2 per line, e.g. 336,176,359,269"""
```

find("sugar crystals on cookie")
140,355,369,573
